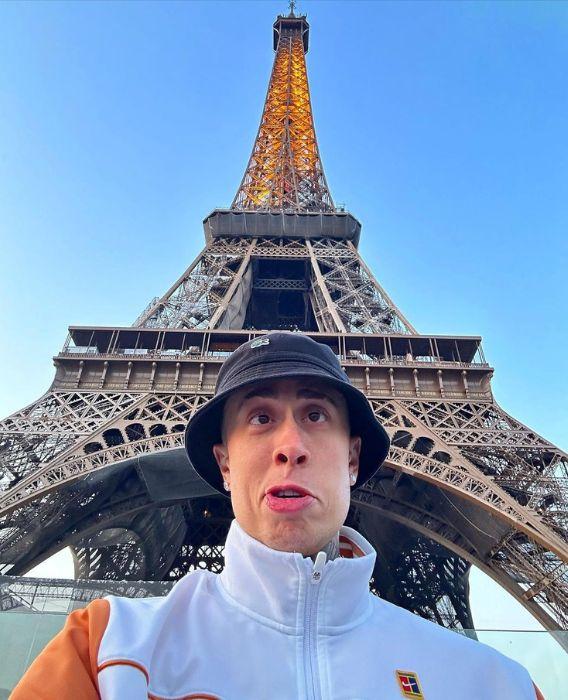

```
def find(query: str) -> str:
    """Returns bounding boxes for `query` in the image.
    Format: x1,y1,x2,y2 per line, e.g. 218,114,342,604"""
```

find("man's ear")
348,436,361,481
213,443,230,482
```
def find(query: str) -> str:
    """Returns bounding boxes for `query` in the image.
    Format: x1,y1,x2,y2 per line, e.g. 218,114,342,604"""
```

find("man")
12,332,543,699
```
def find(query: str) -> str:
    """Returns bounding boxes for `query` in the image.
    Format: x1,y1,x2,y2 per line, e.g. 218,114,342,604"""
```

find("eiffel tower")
1,9,566,638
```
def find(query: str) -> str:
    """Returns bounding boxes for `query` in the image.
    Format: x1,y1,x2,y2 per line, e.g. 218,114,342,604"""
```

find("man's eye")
250,413,271,425
307,410,326,423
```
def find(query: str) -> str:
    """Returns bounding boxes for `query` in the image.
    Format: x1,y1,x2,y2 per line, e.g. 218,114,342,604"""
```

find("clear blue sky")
1,0,567,656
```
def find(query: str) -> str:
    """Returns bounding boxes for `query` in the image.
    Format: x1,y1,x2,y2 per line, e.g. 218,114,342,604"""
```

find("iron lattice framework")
1,11,567,644
232,14,334,212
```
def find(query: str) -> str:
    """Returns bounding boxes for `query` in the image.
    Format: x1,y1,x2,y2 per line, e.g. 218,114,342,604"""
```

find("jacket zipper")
304,551,326,700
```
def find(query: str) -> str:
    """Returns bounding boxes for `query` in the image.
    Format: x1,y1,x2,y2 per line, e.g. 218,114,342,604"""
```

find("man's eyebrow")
297,388,338,406
238,386,276,408
237,386,338,408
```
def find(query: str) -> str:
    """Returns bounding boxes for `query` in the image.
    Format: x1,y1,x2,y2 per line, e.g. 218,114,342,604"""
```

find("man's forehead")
228,377,344,407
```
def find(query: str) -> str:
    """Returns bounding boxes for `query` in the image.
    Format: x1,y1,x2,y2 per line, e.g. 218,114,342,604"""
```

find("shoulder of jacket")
99,570,216,666
105,569,215,616
10,597,112,700
369,596,531,679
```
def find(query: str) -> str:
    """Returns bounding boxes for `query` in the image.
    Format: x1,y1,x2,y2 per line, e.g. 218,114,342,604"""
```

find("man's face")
212,378,361,556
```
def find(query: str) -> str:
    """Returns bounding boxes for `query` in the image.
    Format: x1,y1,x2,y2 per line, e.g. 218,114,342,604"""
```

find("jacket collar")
219,520,376,631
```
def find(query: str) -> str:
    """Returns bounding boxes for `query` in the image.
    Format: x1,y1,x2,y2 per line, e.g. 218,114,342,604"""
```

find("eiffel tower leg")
352,504,475,630
354,400,568,639
308,239,416,334
135,238,256,329
0,390,213,576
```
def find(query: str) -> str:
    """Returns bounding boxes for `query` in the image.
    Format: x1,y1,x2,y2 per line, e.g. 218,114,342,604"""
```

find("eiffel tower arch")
1,10,567,639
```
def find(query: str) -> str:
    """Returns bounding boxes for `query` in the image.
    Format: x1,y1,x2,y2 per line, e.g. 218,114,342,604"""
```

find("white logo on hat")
250,337,270,349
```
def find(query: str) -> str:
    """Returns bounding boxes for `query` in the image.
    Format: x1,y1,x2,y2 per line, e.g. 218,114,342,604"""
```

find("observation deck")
203,209,362,246
53,327,493,402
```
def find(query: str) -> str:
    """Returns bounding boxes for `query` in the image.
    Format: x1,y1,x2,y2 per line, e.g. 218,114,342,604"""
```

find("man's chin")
261,520,327,557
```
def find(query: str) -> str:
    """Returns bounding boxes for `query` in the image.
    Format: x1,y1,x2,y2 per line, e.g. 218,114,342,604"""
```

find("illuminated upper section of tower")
231,11,335,212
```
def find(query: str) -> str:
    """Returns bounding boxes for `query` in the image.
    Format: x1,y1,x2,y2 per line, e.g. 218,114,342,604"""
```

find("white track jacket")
12,520,542,699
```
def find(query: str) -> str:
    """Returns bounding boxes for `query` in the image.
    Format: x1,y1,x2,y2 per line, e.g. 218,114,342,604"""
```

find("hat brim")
184,362,390,497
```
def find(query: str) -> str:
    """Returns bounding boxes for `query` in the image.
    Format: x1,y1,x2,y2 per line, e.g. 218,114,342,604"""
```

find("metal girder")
206,239,257,329
0,391,144,490
134,239,253,329
306,239,346,332
347,241,417,334
0,576,173,612
254,279,309,290
313,241,414,334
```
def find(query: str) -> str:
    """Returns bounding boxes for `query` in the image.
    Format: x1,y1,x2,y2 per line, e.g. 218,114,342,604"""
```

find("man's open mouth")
265,485,315,512
266,485,312,498
274,489,303,498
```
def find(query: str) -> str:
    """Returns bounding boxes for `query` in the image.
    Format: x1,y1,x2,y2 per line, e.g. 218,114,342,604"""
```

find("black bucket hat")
184,332,390,496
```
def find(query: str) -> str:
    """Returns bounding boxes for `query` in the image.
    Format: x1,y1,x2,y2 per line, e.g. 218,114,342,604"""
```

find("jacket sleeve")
10,598,110,700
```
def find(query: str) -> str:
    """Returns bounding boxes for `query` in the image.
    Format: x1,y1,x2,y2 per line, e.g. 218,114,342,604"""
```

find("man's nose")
273,418,310,467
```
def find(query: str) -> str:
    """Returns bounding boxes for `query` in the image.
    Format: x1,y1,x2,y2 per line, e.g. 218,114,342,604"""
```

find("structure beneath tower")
1,10,567,638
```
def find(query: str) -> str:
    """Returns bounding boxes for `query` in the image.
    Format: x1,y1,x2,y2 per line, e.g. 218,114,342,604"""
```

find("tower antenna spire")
232,10,334,212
